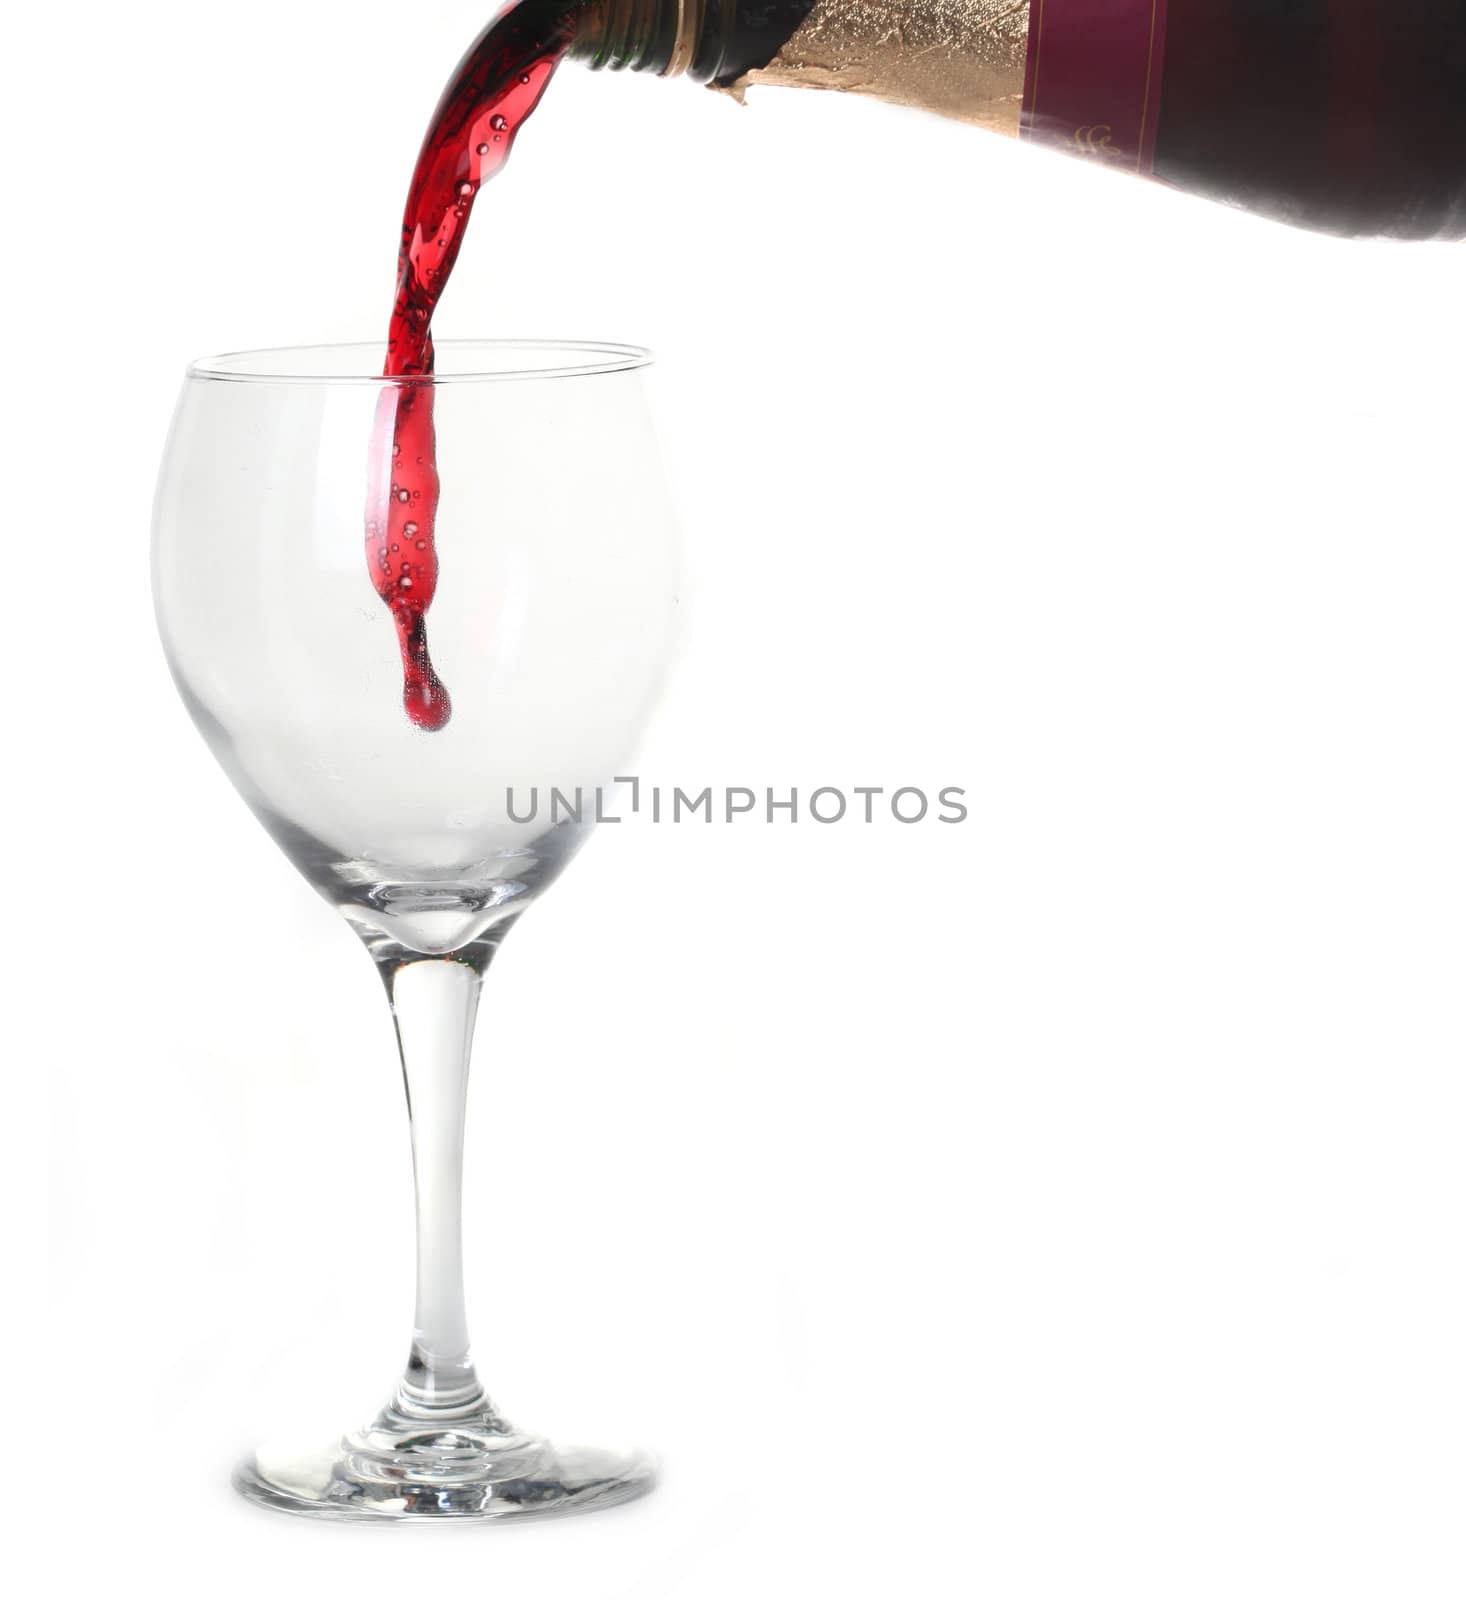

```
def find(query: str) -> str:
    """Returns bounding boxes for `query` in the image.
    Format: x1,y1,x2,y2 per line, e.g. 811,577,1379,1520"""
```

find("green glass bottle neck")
570,0,817,84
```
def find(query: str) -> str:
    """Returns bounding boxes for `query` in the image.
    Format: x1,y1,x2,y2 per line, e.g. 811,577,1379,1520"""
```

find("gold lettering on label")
1073,124,1123,158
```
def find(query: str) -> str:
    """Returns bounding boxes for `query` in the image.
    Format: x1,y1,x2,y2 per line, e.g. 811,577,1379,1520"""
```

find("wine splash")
368,1,579,730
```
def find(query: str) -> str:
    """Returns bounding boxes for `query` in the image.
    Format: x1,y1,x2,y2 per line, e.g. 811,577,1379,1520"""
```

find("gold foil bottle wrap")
718,0,1032,134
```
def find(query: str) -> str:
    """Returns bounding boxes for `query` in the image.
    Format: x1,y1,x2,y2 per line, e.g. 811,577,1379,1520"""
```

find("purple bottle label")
1022,0,1171,174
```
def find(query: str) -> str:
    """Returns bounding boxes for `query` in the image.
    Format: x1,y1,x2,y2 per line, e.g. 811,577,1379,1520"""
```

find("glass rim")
187,338,654,386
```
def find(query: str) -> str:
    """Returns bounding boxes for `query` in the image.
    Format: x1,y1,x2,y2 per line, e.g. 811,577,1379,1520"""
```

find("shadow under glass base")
234,1410,657,1523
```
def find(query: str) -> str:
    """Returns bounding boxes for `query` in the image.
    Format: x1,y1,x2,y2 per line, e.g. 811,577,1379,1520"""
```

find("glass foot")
234,1408,656,1522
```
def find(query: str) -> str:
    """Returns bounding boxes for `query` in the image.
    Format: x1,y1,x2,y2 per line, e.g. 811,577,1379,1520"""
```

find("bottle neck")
570,0,817,84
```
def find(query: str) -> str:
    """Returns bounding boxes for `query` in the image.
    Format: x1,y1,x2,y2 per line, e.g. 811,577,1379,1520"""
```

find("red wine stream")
367,0,580,731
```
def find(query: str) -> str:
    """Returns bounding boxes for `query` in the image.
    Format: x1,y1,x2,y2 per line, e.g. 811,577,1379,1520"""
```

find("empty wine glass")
152,340,680,1520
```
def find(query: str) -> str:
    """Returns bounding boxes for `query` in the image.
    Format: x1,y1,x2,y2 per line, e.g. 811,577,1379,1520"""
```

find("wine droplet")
404,668,452,733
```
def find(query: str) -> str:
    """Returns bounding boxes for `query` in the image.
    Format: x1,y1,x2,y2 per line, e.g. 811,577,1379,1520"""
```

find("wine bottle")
570,0,1466,239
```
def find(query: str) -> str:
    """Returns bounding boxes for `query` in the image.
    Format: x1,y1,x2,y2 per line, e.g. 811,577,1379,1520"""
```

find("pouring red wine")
372,0,1466,730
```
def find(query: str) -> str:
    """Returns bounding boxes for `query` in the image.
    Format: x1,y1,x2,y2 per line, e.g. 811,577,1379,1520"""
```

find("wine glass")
152,340,680,1521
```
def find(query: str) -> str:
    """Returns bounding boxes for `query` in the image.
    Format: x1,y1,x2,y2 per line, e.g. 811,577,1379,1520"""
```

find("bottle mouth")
572,0,703,77
573,0,809,83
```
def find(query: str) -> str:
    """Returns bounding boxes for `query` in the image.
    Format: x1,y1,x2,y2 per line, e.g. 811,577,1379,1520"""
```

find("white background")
21,2,1466,1594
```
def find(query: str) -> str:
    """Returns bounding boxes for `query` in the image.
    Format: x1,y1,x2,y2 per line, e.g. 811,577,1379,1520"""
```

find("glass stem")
378,939,503,1423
